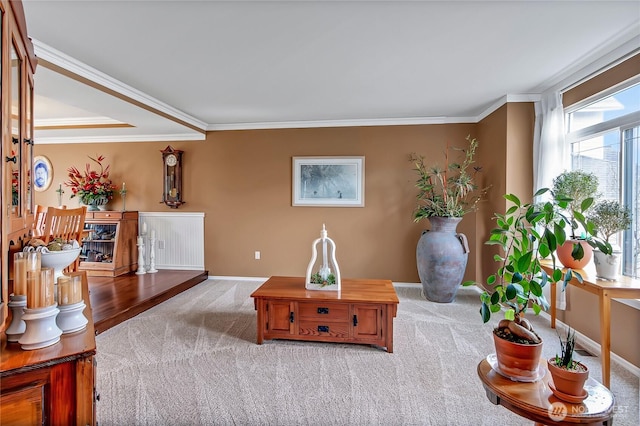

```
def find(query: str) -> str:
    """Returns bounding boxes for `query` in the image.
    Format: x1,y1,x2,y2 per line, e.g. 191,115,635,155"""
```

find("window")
565,81,640,278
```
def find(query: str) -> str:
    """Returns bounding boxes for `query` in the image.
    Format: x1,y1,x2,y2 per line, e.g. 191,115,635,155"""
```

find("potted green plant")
409,135,489,303
587,200,632,280
547,327,589,401
464,188,581,379
551,170,599,269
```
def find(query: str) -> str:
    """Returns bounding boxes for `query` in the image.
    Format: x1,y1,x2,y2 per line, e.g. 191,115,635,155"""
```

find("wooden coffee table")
251,276,399,352
477,358,615,425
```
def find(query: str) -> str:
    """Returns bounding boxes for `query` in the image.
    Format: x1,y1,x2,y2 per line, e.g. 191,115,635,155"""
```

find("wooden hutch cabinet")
1,2,98,425
1,0,37,331
1,273,97,426
79,211,138,277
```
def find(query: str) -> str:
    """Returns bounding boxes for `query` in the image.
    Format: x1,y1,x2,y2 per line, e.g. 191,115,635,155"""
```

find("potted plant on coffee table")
552,170,600,269
464,188,581,380
548,327,589,402
409,135,490,303
587,200,632,280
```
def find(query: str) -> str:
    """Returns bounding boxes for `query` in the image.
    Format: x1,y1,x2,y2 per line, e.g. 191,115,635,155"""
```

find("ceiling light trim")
33,39,208,133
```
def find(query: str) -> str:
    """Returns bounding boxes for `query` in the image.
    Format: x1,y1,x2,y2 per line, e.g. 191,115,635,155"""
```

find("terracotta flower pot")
493,331,543,380
547,358,589,397
556,239,593,269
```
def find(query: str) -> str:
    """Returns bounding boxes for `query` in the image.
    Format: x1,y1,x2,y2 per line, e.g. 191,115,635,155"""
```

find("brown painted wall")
35,123,485,283
563,53,640,108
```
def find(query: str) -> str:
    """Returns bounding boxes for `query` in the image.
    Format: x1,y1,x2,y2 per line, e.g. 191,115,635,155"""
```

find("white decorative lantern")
305,224,341,291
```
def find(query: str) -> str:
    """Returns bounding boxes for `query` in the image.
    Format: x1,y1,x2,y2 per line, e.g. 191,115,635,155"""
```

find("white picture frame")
33,155,53,192
292,156,364,207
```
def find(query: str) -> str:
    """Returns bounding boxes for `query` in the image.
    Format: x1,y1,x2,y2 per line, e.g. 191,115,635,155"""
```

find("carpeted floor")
96,279,639,425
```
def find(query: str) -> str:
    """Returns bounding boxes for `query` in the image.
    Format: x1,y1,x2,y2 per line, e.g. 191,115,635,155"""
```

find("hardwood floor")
88,270,208,334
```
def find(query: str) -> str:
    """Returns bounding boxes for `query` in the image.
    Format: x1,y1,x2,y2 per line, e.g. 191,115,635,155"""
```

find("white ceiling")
22,0,640,144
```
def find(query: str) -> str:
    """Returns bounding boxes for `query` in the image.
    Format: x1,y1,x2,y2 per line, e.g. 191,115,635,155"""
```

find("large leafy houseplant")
464,188,584,344
410,135,489,220
410,135,490,303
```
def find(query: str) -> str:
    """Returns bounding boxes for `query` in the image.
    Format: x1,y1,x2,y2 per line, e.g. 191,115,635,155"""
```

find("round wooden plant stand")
477,358,614,425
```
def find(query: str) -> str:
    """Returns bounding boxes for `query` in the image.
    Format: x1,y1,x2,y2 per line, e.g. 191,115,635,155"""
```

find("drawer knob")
317,307,329,314
318,325,329,333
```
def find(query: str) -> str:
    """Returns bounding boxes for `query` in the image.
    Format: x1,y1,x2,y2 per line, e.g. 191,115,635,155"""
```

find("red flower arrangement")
65,155,116,204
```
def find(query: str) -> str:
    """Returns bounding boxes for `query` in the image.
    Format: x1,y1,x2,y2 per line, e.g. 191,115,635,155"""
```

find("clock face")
165,154,177,167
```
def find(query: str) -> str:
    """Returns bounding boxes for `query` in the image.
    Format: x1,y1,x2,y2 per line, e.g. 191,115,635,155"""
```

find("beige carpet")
96,279,639,425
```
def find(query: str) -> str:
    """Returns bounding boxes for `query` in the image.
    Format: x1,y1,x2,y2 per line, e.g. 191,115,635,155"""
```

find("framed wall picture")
292,156,365,207
33,155,53,192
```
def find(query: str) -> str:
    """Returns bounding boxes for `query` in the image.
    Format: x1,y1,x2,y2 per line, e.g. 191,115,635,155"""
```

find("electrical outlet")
255,251,261,260
158,240,165,249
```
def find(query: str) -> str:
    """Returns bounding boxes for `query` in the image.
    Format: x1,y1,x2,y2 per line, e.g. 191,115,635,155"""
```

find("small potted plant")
409,135,490,303
464,188,580,379
548,327,589,401
588,200,632,280
551,170,599,269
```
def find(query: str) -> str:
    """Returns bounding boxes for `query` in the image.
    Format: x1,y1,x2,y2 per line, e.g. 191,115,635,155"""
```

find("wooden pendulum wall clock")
160,145,185,208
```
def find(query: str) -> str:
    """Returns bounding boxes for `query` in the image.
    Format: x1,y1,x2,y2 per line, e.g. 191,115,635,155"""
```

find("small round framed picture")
33,155,53,192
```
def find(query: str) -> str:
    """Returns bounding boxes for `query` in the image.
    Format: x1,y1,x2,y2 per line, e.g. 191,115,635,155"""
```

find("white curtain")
533,90,568,194
534,90,568,310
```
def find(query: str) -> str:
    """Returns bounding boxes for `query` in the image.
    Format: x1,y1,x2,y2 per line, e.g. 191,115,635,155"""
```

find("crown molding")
34,133,205,145
33,39,208,132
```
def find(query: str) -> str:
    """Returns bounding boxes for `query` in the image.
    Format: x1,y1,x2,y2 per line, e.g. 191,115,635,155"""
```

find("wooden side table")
477,358,614,425
541,259,640,388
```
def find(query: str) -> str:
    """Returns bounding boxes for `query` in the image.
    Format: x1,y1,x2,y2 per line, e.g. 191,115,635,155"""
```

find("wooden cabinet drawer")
298,320,349,338
92,211,124,220
298,302,349,321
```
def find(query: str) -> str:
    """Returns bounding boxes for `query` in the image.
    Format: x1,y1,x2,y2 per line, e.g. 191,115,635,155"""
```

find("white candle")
137,236,143,245
122,182,126,190
322,239,328,269
142,222,147,234
151,229,156,239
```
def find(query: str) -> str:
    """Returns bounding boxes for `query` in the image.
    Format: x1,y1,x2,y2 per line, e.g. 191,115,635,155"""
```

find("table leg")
599,291,611,388
550,281,557,329
386,304,395,353
256,299,264,345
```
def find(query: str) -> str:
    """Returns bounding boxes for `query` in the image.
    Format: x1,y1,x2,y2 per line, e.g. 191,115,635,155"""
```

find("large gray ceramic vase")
417,216,469,303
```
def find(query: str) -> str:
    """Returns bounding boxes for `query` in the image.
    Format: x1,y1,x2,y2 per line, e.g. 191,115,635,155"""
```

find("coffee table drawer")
298,321,349,338
298,302,349,321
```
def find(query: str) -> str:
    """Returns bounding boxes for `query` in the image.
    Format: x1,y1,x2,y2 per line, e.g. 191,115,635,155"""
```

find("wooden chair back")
41,206,87,272
33,204,68,237
32,204,49,237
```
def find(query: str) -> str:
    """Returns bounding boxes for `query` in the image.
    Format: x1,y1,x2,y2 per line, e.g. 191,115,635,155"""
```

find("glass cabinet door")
9,40,21,216
24,75,33,213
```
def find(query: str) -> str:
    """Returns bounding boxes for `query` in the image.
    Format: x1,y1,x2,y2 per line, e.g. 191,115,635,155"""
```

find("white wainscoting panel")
138,212,205,270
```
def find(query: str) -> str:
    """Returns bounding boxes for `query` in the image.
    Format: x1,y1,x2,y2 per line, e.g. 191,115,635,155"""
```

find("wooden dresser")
1,272,97,425
251,276,399,352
